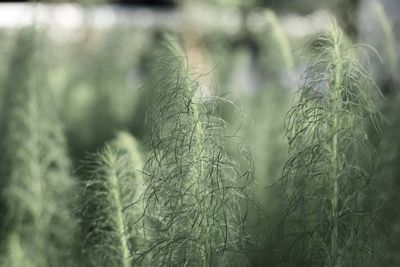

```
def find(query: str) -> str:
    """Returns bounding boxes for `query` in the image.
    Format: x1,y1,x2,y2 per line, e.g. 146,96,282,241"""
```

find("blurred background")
0,0,399,265
1,0,398,161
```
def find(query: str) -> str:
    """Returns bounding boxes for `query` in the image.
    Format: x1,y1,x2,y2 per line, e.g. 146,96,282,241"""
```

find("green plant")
0,28,75,267
265,9,294,70
279,25,383,266
77,131,145,267
373,1,398,82
135,39,254,266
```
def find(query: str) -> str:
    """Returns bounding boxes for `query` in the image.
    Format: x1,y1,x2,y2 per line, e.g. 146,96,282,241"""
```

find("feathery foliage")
280,25,383,267
0,27,75,267
135,39,254,266
77,131,145,267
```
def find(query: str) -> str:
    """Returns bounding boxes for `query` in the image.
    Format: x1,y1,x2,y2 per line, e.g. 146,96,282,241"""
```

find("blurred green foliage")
0,28,76,267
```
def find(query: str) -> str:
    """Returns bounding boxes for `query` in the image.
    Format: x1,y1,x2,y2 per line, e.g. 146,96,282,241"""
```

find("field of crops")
0,1,399,266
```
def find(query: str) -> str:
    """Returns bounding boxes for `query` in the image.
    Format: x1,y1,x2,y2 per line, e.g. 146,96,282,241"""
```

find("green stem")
331,115,339,267
330,32,342,267
109,163,130,267
190,105,209,267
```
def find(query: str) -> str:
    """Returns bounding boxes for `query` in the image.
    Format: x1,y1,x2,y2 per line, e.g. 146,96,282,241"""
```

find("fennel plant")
77,132,145,267
0,27,75,267
135,39,254,267
280,25,383,267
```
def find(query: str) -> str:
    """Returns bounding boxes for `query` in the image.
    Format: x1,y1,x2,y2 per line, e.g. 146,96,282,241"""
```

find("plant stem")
330,30,342,267
331,114,339,267
109,162,130,267
189,98,209,267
